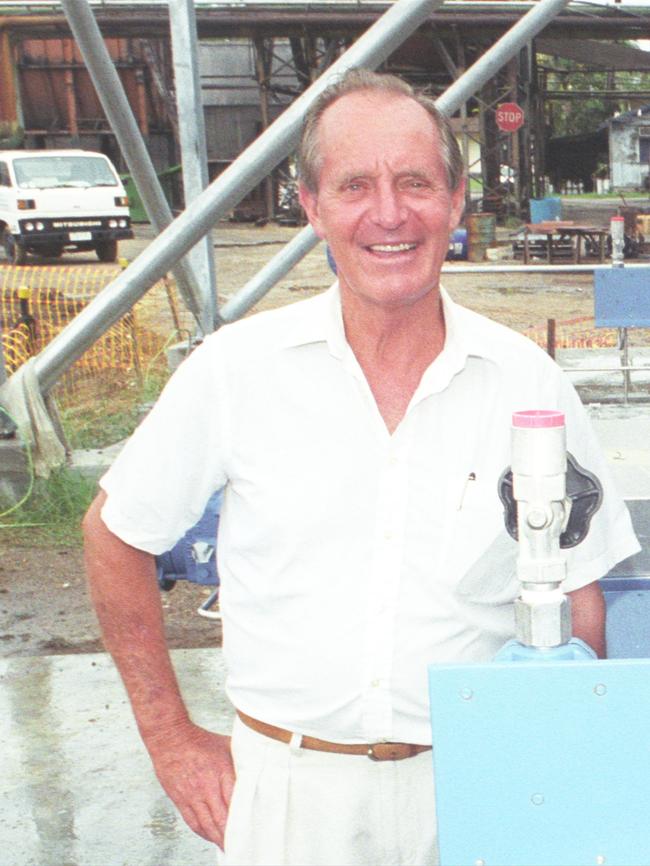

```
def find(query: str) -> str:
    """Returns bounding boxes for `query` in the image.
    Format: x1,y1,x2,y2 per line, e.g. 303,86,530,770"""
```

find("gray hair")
297,69,464,193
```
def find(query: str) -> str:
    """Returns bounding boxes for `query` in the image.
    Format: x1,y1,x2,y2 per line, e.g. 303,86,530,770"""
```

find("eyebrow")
336,171,377,186
336,168,434,186
394,170,434,183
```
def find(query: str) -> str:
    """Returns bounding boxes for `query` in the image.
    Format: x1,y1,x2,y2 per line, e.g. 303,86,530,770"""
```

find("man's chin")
340,279,439,310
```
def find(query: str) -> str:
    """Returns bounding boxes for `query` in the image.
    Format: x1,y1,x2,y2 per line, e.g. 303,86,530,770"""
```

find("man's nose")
370,186,407,229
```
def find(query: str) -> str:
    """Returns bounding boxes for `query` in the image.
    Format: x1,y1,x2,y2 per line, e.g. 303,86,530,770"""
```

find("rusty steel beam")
62,37,78,137
0,28,17,122
1,7,650,42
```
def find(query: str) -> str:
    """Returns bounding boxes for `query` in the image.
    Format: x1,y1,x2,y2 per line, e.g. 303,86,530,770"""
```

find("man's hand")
145,721,235,848
83,493,235,847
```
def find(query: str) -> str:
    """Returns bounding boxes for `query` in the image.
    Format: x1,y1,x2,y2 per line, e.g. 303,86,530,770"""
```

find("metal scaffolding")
31,0,447,393
0,0,580,394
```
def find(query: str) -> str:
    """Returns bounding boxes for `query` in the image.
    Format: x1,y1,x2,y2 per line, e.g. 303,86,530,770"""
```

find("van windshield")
13,155,118,189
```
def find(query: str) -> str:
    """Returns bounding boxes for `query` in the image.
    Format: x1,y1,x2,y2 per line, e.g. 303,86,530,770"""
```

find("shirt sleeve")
99,336,230,554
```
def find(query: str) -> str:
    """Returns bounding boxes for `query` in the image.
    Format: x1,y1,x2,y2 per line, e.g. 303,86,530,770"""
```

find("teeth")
369,243,416,253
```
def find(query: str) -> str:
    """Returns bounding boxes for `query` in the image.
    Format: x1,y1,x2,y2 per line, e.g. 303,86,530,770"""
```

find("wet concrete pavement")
2,361,650,865
1,650,232,866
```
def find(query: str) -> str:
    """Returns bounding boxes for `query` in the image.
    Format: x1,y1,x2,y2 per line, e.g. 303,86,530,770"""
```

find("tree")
540,53,650,138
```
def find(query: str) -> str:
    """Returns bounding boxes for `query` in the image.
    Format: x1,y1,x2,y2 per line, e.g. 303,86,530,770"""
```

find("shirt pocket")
438,474,519,606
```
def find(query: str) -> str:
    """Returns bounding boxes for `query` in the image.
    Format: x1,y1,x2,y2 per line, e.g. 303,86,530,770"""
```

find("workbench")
522,221,609,264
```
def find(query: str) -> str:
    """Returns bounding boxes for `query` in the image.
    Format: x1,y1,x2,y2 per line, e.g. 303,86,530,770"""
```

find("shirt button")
371,679,381,688
383,530,392,540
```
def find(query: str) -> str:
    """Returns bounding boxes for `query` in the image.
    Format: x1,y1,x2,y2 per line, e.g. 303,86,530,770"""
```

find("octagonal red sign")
496,102,524,132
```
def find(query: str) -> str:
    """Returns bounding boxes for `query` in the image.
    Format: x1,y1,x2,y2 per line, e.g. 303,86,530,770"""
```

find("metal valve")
497,410,602,648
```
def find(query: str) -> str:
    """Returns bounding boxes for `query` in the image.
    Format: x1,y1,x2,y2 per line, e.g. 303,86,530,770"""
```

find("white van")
0,149,133,264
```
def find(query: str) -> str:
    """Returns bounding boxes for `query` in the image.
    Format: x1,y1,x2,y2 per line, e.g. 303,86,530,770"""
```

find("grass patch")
57,367,169,450
560,192,650,201
0,467,98,546
1,366,170,548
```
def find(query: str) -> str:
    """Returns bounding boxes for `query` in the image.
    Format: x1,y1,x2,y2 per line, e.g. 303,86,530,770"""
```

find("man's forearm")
568,581,606,658
83,491,235,846
83,491,190,742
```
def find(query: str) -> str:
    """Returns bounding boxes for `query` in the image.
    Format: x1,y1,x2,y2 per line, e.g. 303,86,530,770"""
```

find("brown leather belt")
237,710,431,761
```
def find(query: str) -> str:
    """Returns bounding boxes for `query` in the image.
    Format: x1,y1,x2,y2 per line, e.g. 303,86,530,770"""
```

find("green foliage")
0,467,97,546
0,120,24,148
60,394,142,451
541,52,650,138
561,191,648,201
1,368,169,547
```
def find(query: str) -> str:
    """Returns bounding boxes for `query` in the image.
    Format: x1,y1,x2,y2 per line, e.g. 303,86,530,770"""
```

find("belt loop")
289,731,303,754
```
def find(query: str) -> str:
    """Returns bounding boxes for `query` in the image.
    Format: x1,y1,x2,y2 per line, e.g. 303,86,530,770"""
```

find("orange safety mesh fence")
3,263,649,419
524,317,618,350
0,264,194,408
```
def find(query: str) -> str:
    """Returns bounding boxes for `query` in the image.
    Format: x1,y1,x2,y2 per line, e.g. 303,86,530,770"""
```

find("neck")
341,285,445,368
340,286,446,434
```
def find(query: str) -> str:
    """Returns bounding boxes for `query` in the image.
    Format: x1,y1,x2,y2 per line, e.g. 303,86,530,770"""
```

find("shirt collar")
278,281,501,371
440,286,505,366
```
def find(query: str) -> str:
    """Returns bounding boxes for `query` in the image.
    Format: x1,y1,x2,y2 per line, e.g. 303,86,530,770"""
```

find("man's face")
299,90,465,311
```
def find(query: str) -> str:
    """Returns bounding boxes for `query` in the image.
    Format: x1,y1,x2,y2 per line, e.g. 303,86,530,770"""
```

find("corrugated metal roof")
0,1,648,12
538,37,650,70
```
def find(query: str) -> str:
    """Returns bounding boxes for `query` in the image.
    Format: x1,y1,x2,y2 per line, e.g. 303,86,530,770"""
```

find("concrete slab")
587,403,650,499
0,437,30,503
70,440,125,480
558,347,650,405
0,649,234,866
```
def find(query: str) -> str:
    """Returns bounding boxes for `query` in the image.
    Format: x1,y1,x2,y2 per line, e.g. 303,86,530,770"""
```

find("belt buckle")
367,742,410,761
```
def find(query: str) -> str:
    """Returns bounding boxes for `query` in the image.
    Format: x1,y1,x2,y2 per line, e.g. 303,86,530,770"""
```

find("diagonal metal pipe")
32,0,444,394
220,228,321,323
435,0,572,115
60,0,210,332
32,0,573,394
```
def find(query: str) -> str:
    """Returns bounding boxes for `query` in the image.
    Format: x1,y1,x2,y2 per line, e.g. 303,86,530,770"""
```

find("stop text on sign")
495,102,524,133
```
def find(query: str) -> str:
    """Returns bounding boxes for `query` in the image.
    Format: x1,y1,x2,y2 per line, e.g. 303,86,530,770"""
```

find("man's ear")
298,182,325,238
449,178,467,233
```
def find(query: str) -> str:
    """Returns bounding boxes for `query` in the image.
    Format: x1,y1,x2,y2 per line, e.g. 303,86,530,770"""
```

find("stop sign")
496,102,524,133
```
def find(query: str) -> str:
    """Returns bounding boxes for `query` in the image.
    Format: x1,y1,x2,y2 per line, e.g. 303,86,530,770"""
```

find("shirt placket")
359,423,411,742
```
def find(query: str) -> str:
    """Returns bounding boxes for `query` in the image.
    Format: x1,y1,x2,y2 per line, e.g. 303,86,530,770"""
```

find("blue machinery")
156,490,222,618
428,409,650,866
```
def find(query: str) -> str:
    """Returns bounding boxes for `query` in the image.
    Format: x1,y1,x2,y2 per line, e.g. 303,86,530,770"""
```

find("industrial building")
3,1,650,218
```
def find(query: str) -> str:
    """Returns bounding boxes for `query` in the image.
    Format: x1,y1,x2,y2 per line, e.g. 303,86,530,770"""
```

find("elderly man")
83,70,638,866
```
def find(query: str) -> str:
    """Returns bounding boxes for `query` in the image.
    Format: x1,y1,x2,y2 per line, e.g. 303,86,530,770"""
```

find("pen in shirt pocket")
457,471,476,510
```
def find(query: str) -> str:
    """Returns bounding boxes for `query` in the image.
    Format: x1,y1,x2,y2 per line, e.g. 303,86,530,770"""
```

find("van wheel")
95,240,118,263
2,229,27,265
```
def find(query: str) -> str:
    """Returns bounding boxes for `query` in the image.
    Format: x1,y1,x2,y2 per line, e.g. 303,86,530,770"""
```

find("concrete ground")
1,650,232,866
2,355,650,866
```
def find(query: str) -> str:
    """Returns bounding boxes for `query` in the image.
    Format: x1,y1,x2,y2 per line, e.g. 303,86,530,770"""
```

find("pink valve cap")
512,409,565,428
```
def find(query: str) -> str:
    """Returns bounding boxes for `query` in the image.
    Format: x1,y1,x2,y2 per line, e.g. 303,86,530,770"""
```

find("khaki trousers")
219,716,439,866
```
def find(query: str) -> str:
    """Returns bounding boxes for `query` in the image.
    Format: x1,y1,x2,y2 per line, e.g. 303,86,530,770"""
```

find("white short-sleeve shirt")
100,285,639,744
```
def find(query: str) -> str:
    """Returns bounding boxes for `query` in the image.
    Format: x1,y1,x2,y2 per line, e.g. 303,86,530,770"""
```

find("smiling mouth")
366,242,417,253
